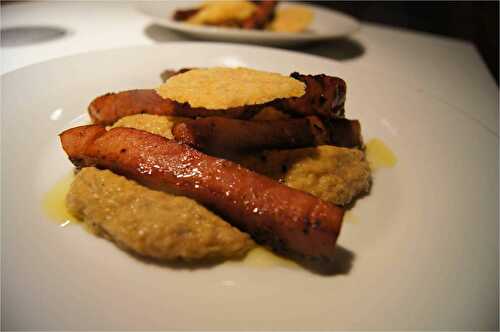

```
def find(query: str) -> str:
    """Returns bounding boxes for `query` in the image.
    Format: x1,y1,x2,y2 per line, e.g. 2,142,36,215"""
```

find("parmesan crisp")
269,6,313,33
187,0,256,25
156,67,306,110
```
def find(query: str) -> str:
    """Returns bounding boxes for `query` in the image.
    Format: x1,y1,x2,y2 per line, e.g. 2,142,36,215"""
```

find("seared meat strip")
60,125,344,261
89,89,258,126
172,116,329,154
172,116,362,154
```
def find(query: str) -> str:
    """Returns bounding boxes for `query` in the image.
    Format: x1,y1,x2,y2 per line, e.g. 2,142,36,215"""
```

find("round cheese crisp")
269,6,314,33
187,0,256,25
156,67,306,110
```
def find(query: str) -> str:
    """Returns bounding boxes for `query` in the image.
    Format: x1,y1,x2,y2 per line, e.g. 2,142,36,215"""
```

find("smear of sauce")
365,138,397,171
231,246,299,269
42,173,77,227
344,210,360,224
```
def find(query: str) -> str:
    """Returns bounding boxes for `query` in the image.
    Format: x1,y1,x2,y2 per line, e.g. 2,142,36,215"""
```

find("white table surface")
2,1,498,135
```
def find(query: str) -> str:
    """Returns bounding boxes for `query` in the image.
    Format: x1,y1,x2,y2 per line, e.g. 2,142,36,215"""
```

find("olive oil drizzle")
42,173,78,227
365,138,397,170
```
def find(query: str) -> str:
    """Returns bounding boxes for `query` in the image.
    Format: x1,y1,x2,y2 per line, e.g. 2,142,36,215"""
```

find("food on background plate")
268,5,313,33
174,0,277,30
58,66,371,266
173,1,313,33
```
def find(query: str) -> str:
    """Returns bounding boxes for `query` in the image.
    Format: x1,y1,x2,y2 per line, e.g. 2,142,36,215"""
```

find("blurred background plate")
136,1,360,46
1,42,497,330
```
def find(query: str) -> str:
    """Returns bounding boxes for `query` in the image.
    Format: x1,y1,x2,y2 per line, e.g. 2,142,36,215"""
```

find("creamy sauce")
365,138,397,170
42,173,77,227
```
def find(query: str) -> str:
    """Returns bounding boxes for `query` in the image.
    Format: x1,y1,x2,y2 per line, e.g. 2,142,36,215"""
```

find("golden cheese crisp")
187,0,256,25
269,5,313,33
156,67,306,110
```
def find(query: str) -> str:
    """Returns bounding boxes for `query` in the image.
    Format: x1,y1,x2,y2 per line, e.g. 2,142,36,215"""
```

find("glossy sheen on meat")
60,125,345,261
172,116,329,154
89,89,258,126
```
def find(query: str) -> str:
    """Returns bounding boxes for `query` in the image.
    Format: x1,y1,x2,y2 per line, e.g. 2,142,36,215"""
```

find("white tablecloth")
2,1,498,134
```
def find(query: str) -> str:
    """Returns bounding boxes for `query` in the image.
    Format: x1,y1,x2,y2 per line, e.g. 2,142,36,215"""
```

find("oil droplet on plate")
42,173,78,227
233,246,299,269
344,210,360,224
365,138,397,171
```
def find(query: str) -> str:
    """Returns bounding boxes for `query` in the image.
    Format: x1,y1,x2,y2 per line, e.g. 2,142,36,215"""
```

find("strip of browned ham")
88,90,258,126
172,116,362,154
172,116,329,154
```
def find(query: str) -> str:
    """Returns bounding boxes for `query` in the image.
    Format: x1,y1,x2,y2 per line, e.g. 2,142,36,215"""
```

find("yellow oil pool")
42,173,77,227
365,138,397,170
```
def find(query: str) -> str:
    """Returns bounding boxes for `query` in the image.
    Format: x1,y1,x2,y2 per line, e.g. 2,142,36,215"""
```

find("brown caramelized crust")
172,116,362,155
275,73,346,119
88,89,258,126
172,116,330,155
60,125,344,261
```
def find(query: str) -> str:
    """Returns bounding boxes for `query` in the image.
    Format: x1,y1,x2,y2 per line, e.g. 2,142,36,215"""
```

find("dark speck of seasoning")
120,148,127,153
319,94,327,106
302,218,311,234
281,164,288,173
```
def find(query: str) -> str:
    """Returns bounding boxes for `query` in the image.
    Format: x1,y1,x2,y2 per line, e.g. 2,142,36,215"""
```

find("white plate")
136,1,360,46
1,42,498,330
